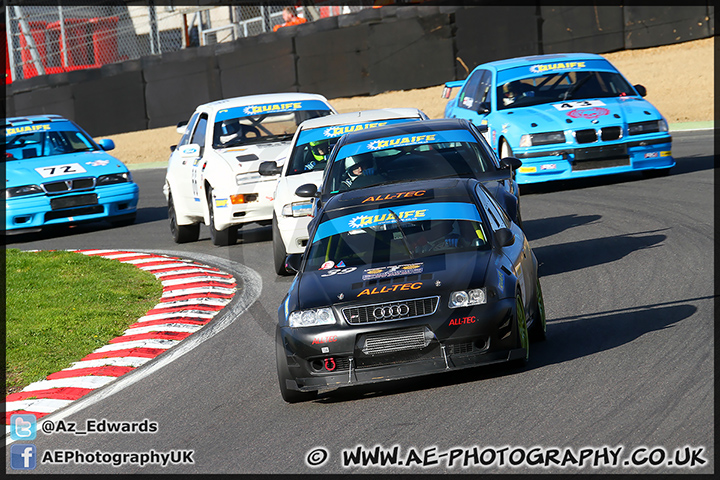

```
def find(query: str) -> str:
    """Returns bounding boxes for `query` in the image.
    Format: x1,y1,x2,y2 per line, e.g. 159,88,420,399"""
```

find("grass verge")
5,249,163,396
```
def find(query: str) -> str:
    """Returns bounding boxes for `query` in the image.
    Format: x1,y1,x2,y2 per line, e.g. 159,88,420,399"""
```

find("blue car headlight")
628,120,668,135
519,131,566,147
288,307,336,327
97,172,132,185
449,288,487,308
5,185,44,198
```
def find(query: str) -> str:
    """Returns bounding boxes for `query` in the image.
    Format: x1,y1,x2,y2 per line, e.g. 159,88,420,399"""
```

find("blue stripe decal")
313,202,482,242
334,129,477,162
297,118,421,146
497,58,618,84
215,100,331,122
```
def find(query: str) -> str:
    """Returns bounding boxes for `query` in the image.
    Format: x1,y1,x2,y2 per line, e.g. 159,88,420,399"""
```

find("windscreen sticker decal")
296,118,418,146
314,202,482,242
361,190,428,204
335,129,477,161
362,263,424,281
6,124,52,135
215,100,331,122
497,59,617,84
530,61,586,74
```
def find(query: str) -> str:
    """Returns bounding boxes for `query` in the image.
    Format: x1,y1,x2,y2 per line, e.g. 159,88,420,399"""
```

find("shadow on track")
522,214,602,242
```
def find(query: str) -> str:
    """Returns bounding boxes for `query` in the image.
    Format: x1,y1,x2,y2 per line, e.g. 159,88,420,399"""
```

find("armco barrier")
623,6,712,49
541,5,624,54
454,6,540,78
366,14,454,95
217,35,297,98
143,54,222,129
4,5,715,137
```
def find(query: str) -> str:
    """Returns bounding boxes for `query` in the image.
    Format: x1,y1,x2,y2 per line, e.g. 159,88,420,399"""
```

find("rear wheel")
206,187,236,246
169,195,199,243
273,213,292,276
529,278,547,342
276,329,317,403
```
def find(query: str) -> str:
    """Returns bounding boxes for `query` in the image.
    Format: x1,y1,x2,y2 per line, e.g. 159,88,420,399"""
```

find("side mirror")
476,101,490,114
493,228,515,248
258,161,282,176
170,145,177,152
97,139,115,151
285,254,303,273
176,121,189,135
501,156,522,170
179,144,201,158
633,84,647,97
295,183,319,198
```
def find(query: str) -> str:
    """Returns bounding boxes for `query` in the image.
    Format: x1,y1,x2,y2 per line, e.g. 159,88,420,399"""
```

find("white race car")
163,93,336,245
258,108,428,274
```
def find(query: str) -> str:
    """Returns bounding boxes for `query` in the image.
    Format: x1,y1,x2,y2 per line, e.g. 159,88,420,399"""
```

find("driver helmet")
344,156,367,178
219,119,241,144
309,140,328,162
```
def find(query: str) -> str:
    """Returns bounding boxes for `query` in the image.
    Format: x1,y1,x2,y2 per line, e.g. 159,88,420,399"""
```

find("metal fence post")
14,5,45,76
58,4,68,68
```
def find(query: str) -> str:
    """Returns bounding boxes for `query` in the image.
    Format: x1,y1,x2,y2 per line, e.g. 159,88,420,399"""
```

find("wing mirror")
295,183,319,198
258,161,282,176
285,254,303,273
176,120,188,135
501,157,522,170
476,101,490,114
493,228,515,248
633,84,647,97
97,139,115,151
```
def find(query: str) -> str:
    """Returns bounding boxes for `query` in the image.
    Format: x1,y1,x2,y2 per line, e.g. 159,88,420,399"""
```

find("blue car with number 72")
442,53,674,184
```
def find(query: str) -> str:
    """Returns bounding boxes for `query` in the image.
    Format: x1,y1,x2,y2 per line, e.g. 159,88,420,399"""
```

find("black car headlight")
97,172,132,185
519,131,566,147
628,120,668,135
5,185,44,198
288,307,336,328
448,288,487,308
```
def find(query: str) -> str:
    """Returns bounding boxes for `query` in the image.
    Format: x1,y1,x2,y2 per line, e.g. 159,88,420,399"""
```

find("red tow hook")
324,358,336,372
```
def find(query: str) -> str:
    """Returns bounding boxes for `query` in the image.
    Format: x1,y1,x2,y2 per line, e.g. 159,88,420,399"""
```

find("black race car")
295,118,524,228
276,177,546,403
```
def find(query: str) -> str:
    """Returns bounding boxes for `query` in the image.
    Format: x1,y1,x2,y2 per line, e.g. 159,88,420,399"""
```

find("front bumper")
4,183,139,233
276,212,312,254
212,178,277,230
278,297,524,392
512,135,674,185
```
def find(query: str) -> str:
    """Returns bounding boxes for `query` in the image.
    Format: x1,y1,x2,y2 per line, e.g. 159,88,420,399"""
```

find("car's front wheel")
276,329,318,403
206,186,236,246
169,194,199,243
500,138,514,159
272,213,292,276
529,278,547,342
509,292,529,368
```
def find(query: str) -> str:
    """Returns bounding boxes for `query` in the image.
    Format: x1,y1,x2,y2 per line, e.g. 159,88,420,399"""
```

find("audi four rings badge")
373,304,410,319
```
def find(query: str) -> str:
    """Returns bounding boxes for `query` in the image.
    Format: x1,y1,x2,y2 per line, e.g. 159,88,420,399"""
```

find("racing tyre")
529,278,547,342
509,292,529,368
272,213,292,276
207,187,236,246
169,195,200,243
276,329,317,403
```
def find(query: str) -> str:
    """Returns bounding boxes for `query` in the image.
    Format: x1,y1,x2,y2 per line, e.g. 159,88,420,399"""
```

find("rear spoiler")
441,80,465,99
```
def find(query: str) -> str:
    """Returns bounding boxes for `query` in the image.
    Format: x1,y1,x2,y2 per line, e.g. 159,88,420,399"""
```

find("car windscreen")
305,201,490,270
3,122,99,161
497,70,635,110
286,117,421,176
326,129,494,194
212,100,334,149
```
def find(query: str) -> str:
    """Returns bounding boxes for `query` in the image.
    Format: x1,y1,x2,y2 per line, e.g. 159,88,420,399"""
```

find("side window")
178,113,200,147
458,70,483,110
191,114,208,147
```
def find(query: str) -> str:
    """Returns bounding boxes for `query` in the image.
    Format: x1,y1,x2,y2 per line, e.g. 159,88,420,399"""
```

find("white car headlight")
519,135,532,147
236,173,262,186
448,288,487,308
288,307,336,328
282,201,313,217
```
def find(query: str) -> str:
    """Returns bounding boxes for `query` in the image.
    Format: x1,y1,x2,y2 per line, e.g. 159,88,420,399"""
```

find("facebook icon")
11,444,37,470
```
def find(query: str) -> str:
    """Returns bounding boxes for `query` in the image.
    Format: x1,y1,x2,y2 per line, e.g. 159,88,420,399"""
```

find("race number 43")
34,163,87,178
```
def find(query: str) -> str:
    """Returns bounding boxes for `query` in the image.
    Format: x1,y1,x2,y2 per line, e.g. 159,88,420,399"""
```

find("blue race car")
3,115,139,234
442,53,674,184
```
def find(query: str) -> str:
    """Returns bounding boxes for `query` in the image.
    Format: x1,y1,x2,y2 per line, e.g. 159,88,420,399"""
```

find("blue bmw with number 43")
3,115,139,234
443,53,674,184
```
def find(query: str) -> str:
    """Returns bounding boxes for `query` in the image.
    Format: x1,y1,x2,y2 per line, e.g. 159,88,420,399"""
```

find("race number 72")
34,163,87,178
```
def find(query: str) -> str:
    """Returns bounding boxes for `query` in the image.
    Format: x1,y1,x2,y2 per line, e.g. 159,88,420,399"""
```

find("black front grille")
342,296,439,324
50,193,98,211
43,177,96,194
575,129,597,144
45,205,104,221
358,326,432,356
600,126,622,141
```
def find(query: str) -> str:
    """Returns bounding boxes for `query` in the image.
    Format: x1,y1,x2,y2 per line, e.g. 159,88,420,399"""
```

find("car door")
450,70,493,139
178,112,209,215
477,184,531,303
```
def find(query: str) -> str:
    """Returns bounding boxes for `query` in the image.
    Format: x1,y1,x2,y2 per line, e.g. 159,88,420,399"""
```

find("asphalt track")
5,130,714,474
